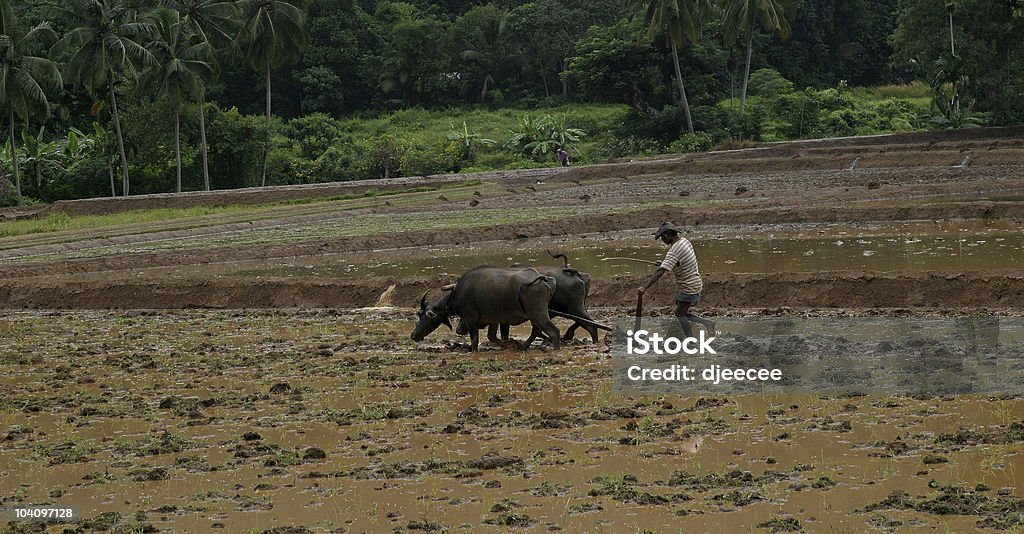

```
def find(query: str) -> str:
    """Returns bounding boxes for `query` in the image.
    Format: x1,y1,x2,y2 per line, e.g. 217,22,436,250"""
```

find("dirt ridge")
2,270,1020,310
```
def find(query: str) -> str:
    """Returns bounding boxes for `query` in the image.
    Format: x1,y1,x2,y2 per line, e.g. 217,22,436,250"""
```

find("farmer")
638,221,715,338
556,147,570,167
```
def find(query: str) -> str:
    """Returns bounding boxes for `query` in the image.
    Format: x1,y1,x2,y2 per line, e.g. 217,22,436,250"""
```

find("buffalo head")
411,291,452,341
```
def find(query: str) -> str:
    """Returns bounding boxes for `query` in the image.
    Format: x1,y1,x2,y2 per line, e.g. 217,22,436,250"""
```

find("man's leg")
688,316,716,337
687,312,716,337
675,301,694,338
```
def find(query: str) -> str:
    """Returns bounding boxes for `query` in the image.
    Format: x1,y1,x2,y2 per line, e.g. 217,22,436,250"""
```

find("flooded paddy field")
5,310,1024,533
224,219,1024,279
1,129,1024,532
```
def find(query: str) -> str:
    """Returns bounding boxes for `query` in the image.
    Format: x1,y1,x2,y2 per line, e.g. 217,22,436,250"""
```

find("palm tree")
53,0,155,196
629,0,711,134
238,0,309,187
159,0,241,190
141,8,214,193
0,0,62,206
720,0,793,117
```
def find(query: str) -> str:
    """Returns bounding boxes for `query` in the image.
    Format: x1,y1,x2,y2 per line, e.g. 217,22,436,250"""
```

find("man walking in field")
638,221,715,338
556,147,570,167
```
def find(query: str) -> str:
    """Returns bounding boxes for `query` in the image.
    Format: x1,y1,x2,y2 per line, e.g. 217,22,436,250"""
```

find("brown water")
228,219,1024,278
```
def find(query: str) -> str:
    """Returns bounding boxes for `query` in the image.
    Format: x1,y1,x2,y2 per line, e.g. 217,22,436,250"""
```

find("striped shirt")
660,237,703,294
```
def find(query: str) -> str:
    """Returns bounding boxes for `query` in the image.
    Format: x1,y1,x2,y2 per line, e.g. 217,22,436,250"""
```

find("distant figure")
557,148,570,167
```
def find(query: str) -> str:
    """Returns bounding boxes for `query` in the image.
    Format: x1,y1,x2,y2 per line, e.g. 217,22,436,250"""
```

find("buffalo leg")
540,320,561,350
583,324,599,343
500,324,510,341
563,322,599,343
522,326,541,350
563,322,579,341
526,319,560,350
564,309,600,343
487,325,501,344
469,327,480,352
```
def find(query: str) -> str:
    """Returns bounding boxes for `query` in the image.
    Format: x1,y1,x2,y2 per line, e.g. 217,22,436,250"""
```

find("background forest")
2,0,1023,205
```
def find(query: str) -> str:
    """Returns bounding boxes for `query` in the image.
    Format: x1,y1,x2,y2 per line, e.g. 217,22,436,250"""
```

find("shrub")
362,135,406,179
747,68,794,97
401,143,461,176
668,132,714,153
282,113,343,159
603,136,664,158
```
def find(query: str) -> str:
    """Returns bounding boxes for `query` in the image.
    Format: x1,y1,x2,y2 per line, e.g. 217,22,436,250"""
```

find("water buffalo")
412,266,561,352
456,253,600,345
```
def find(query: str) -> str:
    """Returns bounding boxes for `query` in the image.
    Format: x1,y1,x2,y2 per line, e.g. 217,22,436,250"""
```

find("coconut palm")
159,0,240,50
53,0,155,196
141,8,214,193
629,0,711,134
0,0,62,206
720,0,794,117
238,0,309,187
159,0,241,190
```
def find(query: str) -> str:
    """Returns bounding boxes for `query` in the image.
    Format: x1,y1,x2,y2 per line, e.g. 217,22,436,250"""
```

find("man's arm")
638,267,669,295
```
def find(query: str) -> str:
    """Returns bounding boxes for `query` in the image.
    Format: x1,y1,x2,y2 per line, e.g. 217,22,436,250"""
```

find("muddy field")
2,128,1024,533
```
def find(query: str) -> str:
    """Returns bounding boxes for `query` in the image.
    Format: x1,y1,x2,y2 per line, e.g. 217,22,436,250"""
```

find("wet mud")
3,310,1024,532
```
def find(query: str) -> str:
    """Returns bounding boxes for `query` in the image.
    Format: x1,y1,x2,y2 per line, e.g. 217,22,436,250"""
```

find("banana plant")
446,121,495,161
19,127,66,188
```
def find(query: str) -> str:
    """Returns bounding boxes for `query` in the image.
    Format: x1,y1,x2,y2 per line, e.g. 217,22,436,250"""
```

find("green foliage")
747,68,794,96
3,0,1021,204
239,0,308,71
745,86,925,139
669,132,714,153
503,113,587,161
566,20,661,111
892,0,1024,124
446,121,495,162
204,104,265,188
140,8,214,113
361,134,405,180
53,0,156,96
401,142,461,177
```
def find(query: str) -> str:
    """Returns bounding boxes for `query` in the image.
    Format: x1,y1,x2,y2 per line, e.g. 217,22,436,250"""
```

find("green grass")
334,103,628,166
0,180,482,240
0,207,259,239
848,81,932,108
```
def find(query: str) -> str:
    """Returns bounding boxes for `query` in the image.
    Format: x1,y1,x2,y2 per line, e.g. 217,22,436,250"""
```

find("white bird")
846,156,861,171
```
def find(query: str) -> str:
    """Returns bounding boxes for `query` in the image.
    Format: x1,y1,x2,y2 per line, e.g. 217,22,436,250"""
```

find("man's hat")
653,221,681,239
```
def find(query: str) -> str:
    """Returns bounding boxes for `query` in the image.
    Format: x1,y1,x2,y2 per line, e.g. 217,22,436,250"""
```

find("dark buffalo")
457,253,600,345
412,266,560,352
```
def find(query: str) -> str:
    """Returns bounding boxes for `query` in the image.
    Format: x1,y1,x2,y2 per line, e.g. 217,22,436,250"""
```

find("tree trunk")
561,57,569,96
948,12,955,56
740,30,753,117
199,95,210,191
9,110,22,206
174,110,182,193
539,58,550,97
108,158,116,197
110,86,130,196
671,40,694,134
261,63,271,187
